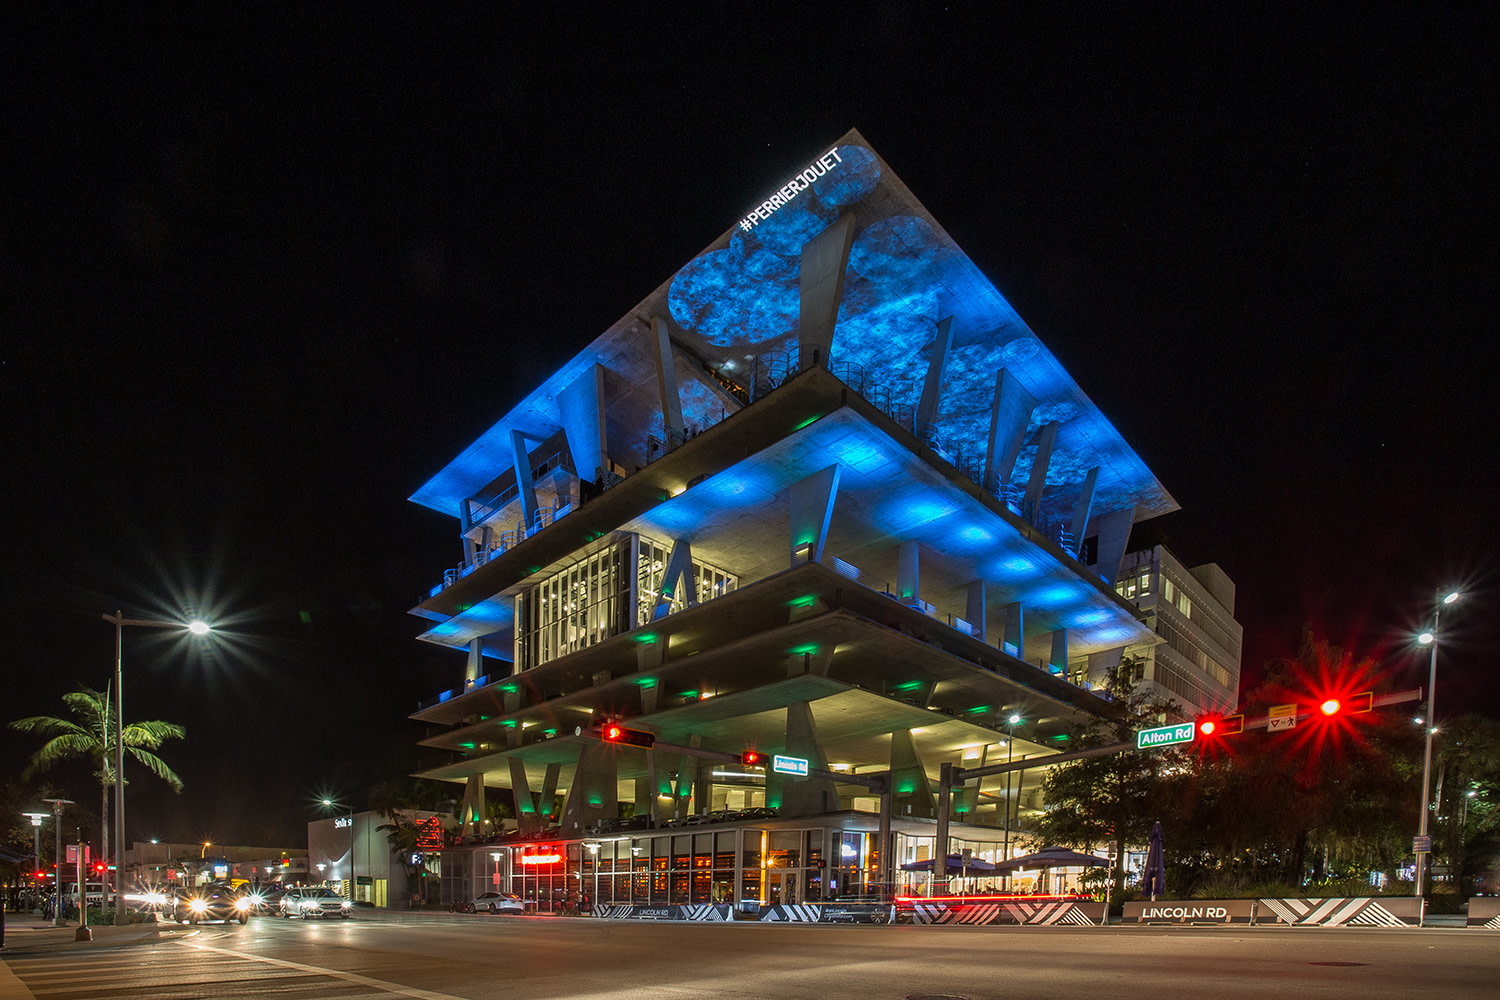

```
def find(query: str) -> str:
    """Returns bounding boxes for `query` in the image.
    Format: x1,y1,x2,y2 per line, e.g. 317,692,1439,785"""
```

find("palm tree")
10,684,186,870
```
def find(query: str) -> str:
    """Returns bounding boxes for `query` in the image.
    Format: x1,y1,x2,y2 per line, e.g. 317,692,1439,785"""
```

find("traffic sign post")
1136,722,1195,750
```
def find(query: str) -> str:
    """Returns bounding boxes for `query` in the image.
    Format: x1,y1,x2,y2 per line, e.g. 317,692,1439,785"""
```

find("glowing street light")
1413,590,1460,907
102,612,210,924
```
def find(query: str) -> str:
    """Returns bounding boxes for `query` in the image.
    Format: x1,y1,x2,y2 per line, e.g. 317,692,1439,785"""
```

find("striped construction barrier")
588,902,891,922
1465,897,1500,928
905,900,1105,926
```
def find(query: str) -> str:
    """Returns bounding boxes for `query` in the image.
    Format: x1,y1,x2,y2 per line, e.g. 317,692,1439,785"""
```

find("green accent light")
502,720,517,728
459,742,475,749
679,690,699,699
634,633,658,644
787,594,819,608
543,728,556,736
788,643,819,655
636,677,657,688
891,680,923,693
499,684,516,693
791,414,822,430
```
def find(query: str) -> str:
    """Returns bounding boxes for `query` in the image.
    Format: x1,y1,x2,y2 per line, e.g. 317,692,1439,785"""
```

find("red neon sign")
519,852,562,865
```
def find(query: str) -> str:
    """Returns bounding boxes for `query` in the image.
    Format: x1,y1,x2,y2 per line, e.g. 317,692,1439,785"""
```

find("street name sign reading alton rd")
773,754,809,776
1136,722,1195,750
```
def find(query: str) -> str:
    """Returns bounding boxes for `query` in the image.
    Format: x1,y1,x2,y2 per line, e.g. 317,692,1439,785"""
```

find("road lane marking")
177,940,471,1000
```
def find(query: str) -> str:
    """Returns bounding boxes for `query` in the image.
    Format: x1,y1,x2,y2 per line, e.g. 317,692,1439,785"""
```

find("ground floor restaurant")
436,814,1082,913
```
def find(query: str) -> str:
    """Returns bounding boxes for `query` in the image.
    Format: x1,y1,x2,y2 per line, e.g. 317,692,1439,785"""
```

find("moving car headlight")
189,899,208,913
301,900,320,911
340,900,352,909
236,897,252,911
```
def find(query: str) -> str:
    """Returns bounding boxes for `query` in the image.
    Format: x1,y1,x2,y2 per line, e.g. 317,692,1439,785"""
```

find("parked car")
471,891,526,914
279,886,353,919
173,884,252,925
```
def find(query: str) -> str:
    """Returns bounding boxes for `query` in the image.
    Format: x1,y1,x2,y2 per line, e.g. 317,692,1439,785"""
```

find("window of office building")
515,537,632,670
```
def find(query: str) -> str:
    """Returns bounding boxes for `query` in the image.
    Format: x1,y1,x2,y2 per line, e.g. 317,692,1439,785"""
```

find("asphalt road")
3,912,1497,999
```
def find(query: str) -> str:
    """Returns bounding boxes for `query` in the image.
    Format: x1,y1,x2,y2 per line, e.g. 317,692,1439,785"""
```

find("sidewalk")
1,912,163,955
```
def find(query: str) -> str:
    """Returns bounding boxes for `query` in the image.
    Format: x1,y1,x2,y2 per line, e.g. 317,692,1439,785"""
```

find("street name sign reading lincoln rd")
1136,722,1195,750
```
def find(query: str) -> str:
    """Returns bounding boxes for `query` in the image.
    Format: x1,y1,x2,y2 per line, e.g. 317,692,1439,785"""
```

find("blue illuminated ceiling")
412,128,1175,528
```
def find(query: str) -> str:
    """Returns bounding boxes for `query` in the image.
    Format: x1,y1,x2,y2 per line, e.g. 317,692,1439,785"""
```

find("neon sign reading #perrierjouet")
738,147,845,232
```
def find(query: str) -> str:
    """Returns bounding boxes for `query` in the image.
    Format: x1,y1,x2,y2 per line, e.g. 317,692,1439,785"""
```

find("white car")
470,891,526,914
279,886,354,919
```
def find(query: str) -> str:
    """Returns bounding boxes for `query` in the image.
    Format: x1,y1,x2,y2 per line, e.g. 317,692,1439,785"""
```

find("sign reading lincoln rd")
773,754,809,776
1123,900,1253,924
1136,722,1195,750
738,148,845,232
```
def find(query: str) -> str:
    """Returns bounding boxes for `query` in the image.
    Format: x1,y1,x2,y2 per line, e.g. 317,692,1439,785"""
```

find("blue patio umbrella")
1142,821,1166,900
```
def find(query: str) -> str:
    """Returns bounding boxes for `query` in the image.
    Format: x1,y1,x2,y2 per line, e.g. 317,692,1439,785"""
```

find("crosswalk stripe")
178,940,473,1000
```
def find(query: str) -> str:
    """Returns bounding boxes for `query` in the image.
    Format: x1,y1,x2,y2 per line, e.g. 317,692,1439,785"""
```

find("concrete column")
985,368,1037,492
651,317,686,445
1066,467,1100,556
797,214,856,366
1002,601,1024,658
1091,506,1138,586
965,580,987,641
558,363,609,484
789,464,841,566
915,316,955,436
897,540,920,604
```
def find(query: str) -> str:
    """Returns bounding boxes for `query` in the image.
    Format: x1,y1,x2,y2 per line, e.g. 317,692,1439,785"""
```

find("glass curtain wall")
515,537,632,670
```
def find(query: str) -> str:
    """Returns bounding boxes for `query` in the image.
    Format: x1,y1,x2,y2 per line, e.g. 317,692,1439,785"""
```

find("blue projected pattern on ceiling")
411,129,1173,532
664,141,1171,529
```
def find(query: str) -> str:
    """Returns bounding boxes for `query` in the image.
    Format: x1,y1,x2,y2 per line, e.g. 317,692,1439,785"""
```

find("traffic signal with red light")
600,723,656,748
1196,713,1244,737
1318,691,1374,716
740,750,763,766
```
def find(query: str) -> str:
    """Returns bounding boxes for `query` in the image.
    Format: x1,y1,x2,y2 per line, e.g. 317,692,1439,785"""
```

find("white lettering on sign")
773,754,809,776
520,853,562,865
738,148,845,232
1141,906,1228,920
1136,723,1195,749
333,816,352,829
1268,704,1297,732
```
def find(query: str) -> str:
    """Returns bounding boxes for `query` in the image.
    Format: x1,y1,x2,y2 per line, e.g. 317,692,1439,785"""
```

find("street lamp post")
324,799,356,901
101,612,210,924
42,799,73,927
1414,591,1460,907
22,811,48,907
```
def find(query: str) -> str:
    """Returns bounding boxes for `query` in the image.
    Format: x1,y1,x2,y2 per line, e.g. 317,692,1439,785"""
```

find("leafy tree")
1035,658,1183,892
10,684,186,871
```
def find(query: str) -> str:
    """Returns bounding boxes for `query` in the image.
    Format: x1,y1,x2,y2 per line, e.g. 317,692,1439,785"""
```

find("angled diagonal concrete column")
915,316,955,436
459,774,487,839
986,368,1037,492
651,316,686,444
509,429,541,529
889,729,937,820
1022,421,1060,517
653,538,697,619
509,758,541,834
797,214,855,366
772,702,837,818
540,763,561,824
559,740,618,835
789,464,841,566
558,363,609,485
1066,467,1100,556
1087,647,1125,689
1091,506,1137,585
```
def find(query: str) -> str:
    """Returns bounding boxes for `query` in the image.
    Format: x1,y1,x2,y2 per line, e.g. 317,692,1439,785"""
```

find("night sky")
5,7,1497,849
